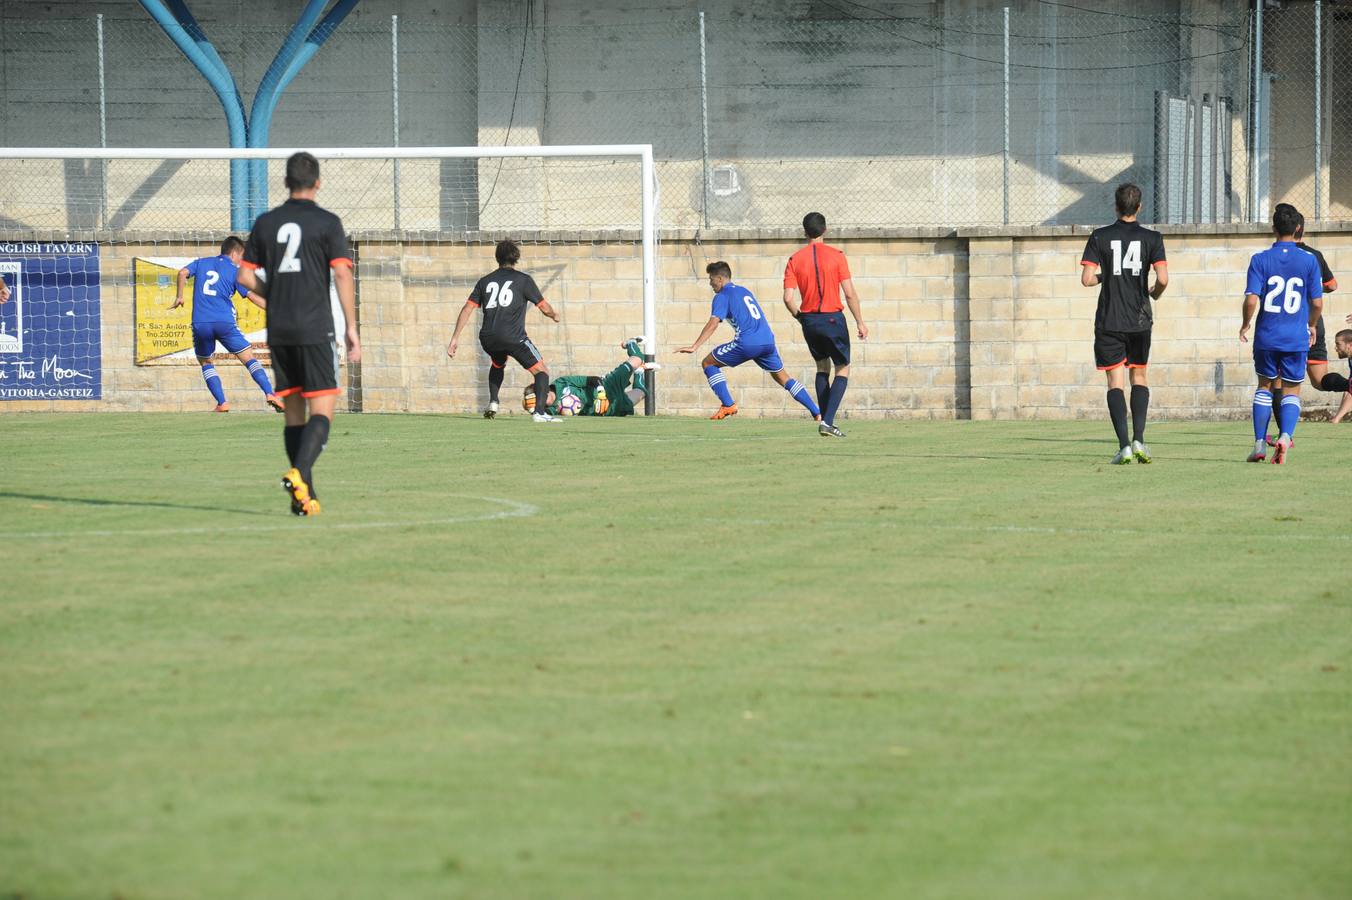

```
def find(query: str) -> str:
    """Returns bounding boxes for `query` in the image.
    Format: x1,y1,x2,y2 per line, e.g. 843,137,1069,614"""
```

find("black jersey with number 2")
242,198,352,345
1081,220,1167,333
468,267,544,344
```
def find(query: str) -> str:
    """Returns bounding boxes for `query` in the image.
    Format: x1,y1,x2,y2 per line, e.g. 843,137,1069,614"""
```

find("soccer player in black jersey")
237,152,360,516
1330,329,1352,425
446,239,561,422
1080,183,1169,464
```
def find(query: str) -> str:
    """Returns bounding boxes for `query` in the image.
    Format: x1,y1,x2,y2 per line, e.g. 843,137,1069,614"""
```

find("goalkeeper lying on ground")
523,338,649,417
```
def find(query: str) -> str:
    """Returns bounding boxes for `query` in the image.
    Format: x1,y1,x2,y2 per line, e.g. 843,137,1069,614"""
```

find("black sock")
1130,385,1149,444
295,414,331,487
1107,388,1129,448
533,371,550,413
815,372,830,413
284,424,304,465
488,365,505,402
1320,372,1349,393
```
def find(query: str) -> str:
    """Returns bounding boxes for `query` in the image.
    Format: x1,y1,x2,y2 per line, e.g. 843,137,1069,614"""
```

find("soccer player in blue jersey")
677,261,821,423
172,236,281,413
1239,205,1324,464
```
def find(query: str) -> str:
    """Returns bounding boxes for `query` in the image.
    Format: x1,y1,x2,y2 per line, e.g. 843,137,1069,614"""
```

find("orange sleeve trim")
466,298,480,308
1081,261,1099,268
1324,280,1336,288
329,258,353,269
239,260,260,270
1152,260,1168,268
274,386,303,398
300,387,342,398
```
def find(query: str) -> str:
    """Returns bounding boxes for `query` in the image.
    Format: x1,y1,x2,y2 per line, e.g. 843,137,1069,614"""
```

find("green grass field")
2,412,1349,900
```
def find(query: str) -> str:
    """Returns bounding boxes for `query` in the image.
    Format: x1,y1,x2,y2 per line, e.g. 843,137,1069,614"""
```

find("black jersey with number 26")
1081,220,1166,333
242,198,352,345
468,267,544,344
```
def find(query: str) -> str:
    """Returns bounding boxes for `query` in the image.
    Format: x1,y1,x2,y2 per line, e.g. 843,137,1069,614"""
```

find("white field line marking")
0,495,538,540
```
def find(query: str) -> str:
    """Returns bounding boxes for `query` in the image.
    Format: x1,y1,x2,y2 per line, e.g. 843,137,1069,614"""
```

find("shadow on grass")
0,491,270,517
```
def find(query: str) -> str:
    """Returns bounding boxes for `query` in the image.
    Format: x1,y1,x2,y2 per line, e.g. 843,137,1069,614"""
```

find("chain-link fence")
0,5,1345,231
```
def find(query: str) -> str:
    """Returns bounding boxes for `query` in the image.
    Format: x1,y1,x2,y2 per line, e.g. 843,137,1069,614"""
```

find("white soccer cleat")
1131,440,1152,464
1246,440,1267,463
1110,446,1133,465
484,400,499,419
532,412,562,424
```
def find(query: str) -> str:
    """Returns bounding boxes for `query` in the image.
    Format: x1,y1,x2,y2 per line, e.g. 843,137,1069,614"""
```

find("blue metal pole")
138,0,250,230
247,0,330,220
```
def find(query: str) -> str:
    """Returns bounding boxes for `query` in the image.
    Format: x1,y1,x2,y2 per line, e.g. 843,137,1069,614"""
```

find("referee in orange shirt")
783,212,867,437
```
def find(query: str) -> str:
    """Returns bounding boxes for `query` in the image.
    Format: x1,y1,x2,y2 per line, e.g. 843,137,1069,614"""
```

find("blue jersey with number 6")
1246,242,1323,352
711,282,776,346
183,255,248,325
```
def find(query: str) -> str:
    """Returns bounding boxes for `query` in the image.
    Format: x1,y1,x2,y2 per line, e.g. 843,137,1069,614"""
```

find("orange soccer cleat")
213,402,231,413
281,467,320,516
266,394,285,413
710,404,738,420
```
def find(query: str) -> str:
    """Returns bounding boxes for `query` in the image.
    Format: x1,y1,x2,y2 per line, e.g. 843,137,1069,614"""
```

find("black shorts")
1309,316,1327,363
1094,330,1151,370
799,312,851,365
481,335,544,370
272,343,340,398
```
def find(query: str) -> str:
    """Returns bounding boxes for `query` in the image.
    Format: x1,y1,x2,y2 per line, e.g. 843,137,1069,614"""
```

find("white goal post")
0,145,660,415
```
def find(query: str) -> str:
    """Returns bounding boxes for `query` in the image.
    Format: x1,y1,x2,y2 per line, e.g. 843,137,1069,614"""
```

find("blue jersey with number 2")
184,255,249,325
711,282,776,346
1246,241,1323,352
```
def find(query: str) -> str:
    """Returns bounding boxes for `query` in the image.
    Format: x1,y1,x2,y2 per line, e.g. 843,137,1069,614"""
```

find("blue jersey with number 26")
711,282,776,346
184,255,249,325
1246,241,1323,352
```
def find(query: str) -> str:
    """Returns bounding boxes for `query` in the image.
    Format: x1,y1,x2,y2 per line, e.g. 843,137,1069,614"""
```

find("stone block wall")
4,225,1351,419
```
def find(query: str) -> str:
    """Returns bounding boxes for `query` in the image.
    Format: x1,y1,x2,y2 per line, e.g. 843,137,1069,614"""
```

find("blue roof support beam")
137,0,251,230
248,0,361,221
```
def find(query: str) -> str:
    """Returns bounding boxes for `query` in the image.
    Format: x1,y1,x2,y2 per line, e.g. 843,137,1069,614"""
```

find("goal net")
0,146,659,415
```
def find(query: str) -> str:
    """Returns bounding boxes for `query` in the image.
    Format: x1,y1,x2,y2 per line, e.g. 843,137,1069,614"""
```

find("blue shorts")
193,322,250,358
799,312,851,365
712,340,783,373
1253,347,1307,384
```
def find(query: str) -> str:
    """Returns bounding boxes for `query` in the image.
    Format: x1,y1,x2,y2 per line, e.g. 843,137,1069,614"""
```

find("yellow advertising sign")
133,257,267,365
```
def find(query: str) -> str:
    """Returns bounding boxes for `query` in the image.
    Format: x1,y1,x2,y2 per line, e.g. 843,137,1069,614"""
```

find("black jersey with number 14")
1081,220,1166,333
242,198,352,345
468,267,545,344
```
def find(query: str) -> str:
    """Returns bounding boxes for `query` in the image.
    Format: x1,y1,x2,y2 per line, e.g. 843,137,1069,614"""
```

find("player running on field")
1240,205,1324,464
677,261,821,423
237,152,361,516
1329,330,1352,425
1263,205,1340,444
171,236,279,413
447,239,562,423
523,338,650,417
783,212,868,438
1080,183,1169,465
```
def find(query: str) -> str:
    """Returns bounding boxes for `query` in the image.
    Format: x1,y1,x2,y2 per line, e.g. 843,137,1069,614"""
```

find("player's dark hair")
496,240,521,267
1273,202,1306,238
706,261,732,279
1336,329,1352,345
220,236,245,255
284,152,320,190
1272,204,1301,238
1114,183,1142,217
802,212,827,239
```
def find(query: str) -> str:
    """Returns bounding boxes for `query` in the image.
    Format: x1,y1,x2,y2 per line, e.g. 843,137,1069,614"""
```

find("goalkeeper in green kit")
522,338,650,417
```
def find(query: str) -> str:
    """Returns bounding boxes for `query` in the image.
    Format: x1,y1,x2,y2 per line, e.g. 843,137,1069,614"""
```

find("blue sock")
815,371,830,412
246,358,274,395
201,364,226,405
1252,389,1272,441
785,378,821,417
824,375,849,425
704,365,734,407
1278,394,1301,438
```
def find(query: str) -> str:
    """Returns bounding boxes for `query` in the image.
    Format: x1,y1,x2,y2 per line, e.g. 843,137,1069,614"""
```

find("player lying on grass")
522,339,650,417
1329,329,1352,425
446,239,563,423
172,236,280,413
1240,205,1323,464
677,261,822,424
